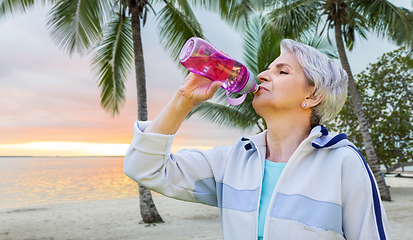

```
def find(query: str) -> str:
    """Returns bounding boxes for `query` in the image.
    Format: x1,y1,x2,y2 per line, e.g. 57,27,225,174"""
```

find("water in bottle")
179,37,258,105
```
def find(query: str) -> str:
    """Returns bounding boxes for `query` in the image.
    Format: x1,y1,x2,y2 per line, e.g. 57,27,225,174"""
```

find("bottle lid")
238,71,257,94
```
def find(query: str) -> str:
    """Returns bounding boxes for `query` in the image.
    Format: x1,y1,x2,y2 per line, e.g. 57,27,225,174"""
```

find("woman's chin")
252,97,266,115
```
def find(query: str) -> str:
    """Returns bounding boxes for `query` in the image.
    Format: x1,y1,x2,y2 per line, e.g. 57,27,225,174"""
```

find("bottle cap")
238,71,257,94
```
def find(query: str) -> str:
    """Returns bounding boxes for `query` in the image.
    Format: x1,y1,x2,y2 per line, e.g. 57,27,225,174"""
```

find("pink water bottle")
179,37,258,105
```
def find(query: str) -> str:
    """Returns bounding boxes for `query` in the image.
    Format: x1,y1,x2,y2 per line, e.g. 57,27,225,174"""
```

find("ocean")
1,156,411,211
0,157,141,210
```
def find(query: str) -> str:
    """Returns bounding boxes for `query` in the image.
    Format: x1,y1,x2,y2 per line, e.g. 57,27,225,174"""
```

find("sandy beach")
1,174,412,240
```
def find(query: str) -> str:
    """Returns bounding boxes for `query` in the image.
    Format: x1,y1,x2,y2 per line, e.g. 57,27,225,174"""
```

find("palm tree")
1,0,204,223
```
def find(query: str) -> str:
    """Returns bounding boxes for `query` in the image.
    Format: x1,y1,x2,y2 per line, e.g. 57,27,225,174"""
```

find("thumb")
206,81,223,98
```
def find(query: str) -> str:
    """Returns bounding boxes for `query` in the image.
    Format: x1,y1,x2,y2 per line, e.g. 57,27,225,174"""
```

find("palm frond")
216,0,255,30
257,21,282,73
242,13,283,76
0,0,34,15
187,79,263,130
299,30,338,59
133,0,155,26
175,0,198,20
47,0,107,55
385,7,413,48
91,14,134,116
268,0,321,40
242,13,263,76
156,0,204,69
364,1,413,47
191,0,263,31
0,0,48,20
186,95,261,131
342,5,370,50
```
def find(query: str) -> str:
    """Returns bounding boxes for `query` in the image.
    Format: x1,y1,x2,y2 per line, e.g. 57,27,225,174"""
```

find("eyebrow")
268,63,293,71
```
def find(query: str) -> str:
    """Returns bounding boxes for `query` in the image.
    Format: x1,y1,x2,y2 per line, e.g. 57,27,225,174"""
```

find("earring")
303,103,307,108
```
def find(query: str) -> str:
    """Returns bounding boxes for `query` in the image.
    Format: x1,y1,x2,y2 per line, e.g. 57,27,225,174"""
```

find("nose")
257,71,270,83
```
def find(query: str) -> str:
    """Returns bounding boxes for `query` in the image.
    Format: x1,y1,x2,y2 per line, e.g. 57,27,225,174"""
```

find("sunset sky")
0,1,410,156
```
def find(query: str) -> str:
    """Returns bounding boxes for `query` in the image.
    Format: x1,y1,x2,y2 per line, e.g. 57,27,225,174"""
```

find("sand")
0,174,412,240
0,195,222,240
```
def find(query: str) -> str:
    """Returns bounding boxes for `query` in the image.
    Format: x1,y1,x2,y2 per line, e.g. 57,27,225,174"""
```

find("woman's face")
252,52,312,116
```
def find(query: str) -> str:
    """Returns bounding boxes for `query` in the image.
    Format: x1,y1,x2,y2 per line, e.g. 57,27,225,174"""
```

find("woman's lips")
257,86,269,93
254,86,267,96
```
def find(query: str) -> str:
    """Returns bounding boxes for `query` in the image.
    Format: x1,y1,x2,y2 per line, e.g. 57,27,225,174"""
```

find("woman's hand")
178,73,223,107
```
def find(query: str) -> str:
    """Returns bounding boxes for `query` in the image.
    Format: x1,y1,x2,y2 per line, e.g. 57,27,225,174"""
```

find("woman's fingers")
180,73,222,105
206,81,223,99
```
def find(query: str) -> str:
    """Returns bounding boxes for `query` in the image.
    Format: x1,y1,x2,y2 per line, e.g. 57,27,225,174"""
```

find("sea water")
0,157,140,209
1,157,411,210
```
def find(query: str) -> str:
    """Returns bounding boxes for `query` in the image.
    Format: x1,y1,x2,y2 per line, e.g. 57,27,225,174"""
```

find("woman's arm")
123,73,226,204
144,73,222,135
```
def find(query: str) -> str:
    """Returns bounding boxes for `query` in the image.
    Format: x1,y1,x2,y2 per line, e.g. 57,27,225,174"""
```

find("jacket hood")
311,125,355,149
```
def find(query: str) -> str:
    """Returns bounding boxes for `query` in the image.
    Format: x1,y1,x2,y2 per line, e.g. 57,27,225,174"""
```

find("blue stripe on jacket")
347,146,387,240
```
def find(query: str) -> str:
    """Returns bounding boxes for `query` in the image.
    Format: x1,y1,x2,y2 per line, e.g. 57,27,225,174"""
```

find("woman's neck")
264,111,312,163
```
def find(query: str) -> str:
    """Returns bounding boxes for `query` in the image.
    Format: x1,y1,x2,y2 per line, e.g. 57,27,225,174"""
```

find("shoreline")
0,176,412,240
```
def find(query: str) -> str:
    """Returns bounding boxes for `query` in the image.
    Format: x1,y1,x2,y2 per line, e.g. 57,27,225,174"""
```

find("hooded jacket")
124,121,392,240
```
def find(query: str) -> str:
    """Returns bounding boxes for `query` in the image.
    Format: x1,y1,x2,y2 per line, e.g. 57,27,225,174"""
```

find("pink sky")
0,6,253,156
0,3,409,156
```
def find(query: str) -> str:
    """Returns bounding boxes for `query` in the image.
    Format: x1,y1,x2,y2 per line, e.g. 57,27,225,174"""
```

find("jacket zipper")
255,144,265,240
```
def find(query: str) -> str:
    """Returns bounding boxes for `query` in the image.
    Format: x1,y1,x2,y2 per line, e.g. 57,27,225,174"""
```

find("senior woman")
124,39,392,240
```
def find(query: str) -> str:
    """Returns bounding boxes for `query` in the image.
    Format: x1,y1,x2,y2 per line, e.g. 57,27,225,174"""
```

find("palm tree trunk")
334,21,391,201
130,0,164,223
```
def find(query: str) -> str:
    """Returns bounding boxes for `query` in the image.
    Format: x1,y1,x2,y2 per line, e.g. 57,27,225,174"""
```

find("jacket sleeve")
123,121,231,206
341,146,393,240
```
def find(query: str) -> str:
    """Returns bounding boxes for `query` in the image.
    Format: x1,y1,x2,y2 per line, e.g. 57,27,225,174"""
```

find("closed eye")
280,71,288,74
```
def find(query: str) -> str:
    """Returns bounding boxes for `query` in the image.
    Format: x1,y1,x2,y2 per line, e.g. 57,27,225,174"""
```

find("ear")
302,93,324,109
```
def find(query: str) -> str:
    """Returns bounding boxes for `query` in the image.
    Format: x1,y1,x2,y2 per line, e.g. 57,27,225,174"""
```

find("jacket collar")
245,125,353,150
246,130,267,147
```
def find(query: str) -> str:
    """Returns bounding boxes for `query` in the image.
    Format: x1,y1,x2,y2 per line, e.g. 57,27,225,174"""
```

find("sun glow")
0,142,131,157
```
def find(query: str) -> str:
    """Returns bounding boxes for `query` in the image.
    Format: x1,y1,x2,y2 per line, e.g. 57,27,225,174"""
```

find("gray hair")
280,39,348,127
